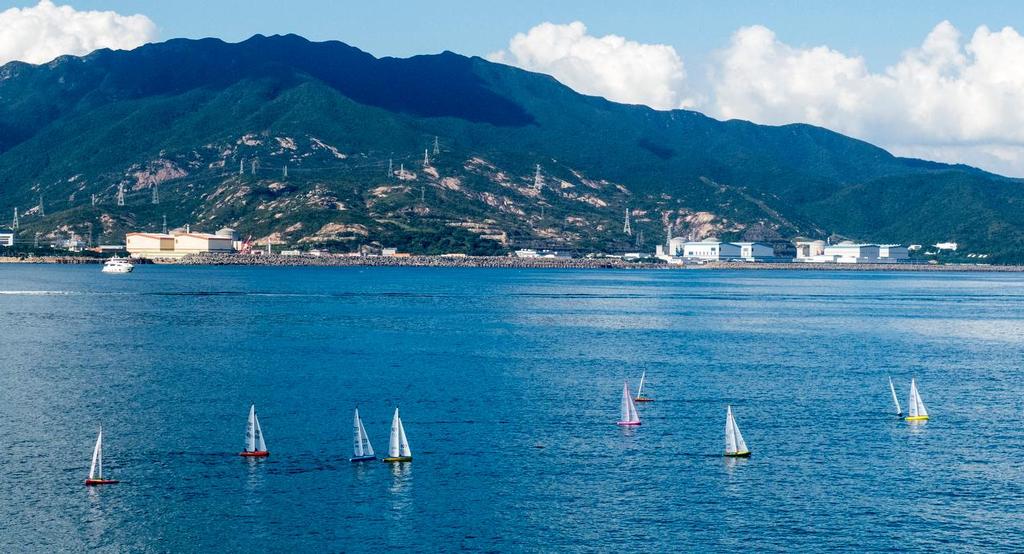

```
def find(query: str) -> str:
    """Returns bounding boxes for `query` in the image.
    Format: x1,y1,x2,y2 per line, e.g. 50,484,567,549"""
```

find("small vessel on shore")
85,427,119,486
617,381,641,426
240,404,269,457
101,256,134,273
724,406,751,457
350,407,376,462
905,378,929,421
634,371,653,402
888,376,903,417
382,407,412,463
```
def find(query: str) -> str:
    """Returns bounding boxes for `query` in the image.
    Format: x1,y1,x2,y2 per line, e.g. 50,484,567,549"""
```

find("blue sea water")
1,265,1023,552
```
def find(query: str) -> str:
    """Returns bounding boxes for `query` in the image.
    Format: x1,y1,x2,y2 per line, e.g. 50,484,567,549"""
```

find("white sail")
360,416,374,457
908,378,928,418
725,406,749,454
89,428,102,480
619,381,640,423
388,408,401,458
398,418,411,458
888,376,903,416
353,408,374,458
254,411,267,452
637,371,646,397
245,404,257,452
353,408,365,457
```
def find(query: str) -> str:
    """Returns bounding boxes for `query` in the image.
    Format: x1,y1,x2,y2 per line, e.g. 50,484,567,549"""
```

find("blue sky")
52,0,1024,65
3,1,1024,175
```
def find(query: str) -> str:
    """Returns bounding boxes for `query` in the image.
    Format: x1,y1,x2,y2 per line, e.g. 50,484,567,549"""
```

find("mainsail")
888,376,903,416
637,371,646,398
89,428,103,480
618,381,641,425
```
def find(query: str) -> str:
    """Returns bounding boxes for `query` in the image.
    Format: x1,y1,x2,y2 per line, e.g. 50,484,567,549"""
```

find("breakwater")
175,253,1024,272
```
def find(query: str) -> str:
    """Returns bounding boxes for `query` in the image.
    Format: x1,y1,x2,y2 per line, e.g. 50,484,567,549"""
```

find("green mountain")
1,34,1022,260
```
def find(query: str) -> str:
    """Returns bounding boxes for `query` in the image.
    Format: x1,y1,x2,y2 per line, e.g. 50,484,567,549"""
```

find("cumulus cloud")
489,21,696,110
0,0,156,65
711,21,1024,175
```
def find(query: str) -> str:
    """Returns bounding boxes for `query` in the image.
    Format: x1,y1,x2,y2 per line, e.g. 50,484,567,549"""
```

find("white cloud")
711,22,1024,176
0,0,156,65
489,21,696,110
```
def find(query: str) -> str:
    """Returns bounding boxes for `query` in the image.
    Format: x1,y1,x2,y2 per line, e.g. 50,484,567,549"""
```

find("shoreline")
3,254,1022,272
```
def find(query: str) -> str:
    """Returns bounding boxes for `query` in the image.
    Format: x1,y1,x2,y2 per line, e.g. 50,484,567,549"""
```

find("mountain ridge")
1,34,1021,260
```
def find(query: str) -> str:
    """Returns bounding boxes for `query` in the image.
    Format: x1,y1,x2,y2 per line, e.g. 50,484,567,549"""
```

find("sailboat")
350,407,376,462
84,427,119,486
724,406,751,457
634,371,654,403
617,381,641,426
239,404,270,457
382,407,412,463
888,376,903,417
905,378,929,421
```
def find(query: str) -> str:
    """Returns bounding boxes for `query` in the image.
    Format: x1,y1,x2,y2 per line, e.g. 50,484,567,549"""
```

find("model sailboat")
905,378,929,421
382,407,412,463
617,381,641,426
888,376,903,417
634,371,653,403
350,407,376,462
240,404,270,457
85,427,119,486
724,406,751,457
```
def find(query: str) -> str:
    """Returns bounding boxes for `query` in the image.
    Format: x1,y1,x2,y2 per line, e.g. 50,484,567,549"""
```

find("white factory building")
795,240,910,263
657,238,776,262
126,227,236,259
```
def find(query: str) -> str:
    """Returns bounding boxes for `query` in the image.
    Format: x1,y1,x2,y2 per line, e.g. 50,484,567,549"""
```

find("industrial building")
795,240,910,263
0,231,13,247
657,238,776,262
126,228,236,259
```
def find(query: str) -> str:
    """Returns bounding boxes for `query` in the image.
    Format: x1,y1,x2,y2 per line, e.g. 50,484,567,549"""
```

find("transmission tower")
433,136,439,156
623,207,632,236
162,214,168,234
423,149,430,167
251,159,260,175
91,194,97,207
533,164,543,191
387,158,393,179
283,165,288,179
38,195,44,217
117,184,125,206
12,208,18,230
636,229,644,249
420,185,425,203
151,182,159,204
34,232,39,248
399,163,405,177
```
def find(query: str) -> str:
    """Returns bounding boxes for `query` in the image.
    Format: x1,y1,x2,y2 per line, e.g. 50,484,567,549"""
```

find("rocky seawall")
172,253,1024,272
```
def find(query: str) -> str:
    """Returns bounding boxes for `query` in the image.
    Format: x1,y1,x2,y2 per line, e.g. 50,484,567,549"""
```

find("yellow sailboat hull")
725,451,751,458
383,456,412,463
905,416,929,421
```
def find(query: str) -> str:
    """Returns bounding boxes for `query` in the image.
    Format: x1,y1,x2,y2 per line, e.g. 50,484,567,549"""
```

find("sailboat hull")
634,397,654,403
85,479,120,485
905,416,929,421
239,450,270,457
350,455,377,463
382,456,412,463
724,451,751,458
616,421,642,426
